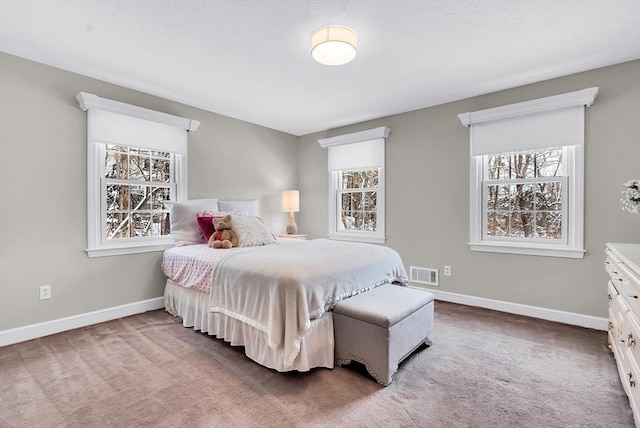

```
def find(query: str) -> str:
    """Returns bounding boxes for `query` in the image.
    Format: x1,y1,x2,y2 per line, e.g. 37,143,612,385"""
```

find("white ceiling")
1,1,639,136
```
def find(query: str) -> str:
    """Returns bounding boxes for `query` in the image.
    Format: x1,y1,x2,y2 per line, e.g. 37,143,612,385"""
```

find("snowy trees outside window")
104,145,173,240
338,168,379,232
484,148,565,241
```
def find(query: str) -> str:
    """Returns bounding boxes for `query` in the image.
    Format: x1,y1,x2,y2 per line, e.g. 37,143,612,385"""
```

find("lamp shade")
282,190,300,212
311,25,357,66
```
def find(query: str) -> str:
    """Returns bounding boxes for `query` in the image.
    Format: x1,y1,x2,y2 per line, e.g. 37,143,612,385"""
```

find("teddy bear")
208,214,239,249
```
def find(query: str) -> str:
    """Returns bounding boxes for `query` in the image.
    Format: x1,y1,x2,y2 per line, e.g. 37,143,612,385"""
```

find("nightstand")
277,234,307,240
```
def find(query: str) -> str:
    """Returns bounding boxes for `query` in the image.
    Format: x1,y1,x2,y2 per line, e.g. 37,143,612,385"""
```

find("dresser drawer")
613,295,631,356
606,248,624,280
623,350,640,423
624,309,640,364
618,264,640,318
608,280,620,313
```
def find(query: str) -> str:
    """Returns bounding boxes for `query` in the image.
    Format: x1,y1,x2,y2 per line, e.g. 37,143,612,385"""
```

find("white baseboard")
0,297,165,347
418,287,607,331
0,289,607,347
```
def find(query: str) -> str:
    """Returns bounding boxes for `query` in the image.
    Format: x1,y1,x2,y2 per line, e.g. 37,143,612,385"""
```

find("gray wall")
0,53,298,331
1,53,638,333
299,60,640,318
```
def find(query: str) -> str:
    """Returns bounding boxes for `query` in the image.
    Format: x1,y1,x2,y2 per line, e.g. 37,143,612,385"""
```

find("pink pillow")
196,211,248,243
197,215,217,243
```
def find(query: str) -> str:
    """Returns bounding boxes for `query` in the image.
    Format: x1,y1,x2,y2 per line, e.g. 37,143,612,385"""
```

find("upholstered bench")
333,284,434,386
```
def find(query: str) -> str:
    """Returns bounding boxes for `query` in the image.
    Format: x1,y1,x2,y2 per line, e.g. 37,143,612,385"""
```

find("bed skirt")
163,279,334,372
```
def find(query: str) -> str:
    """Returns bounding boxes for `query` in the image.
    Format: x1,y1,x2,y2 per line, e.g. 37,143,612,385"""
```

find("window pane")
496,185,510,210
107,184,129,210
131,213,151,237
129,155,149,180
364,191,377,211
152,213,170,236
105,149,128,179
511,184,534,211
536,182,562,211
151,157,170,182
341,193,352,211
352,192,363,210
340,211,354,230
353,211,364,230
536,212,562,239
129,185,150,210
151,187,171,210
487,212,508,237
487,155,510,180
106,212,129,239
511,153,535,178
364,212,377,231
510,212,534,238
150,150,170,159
364,170,379,188
535,149,562,177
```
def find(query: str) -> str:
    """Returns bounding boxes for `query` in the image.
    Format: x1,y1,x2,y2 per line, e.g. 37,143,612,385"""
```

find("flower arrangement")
621,179,640,214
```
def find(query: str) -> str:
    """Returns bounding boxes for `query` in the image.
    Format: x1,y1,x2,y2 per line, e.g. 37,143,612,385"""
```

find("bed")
161,198,409,372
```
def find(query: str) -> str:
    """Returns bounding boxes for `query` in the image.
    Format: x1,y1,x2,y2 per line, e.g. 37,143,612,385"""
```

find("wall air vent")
410,266,438,286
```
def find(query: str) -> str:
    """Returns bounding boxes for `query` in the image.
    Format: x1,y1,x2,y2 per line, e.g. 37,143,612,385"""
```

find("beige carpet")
0,301,634,427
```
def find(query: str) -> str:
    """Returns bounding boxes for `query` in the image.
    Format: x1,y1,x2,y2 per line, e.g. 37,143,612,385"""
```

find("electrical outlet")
444,265,452,276
39,285,51,300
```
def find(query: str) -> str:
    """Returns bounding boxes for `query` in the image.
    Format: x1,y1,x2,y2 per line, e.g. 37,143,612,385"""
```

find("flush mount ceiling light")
311,25,357,66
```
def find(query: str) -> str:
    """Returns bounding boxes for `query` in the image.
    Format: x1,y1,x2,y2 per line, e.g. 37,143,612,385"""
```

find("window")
104,145,173,240
319,127,390,243
337,168,379,233
459,87,598,258
77,92,199,257
484,147,567,241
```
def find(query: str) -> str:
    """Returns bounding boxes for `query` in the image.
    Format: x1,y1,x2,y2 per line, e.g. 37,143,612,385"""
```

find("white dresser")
607,242,640,426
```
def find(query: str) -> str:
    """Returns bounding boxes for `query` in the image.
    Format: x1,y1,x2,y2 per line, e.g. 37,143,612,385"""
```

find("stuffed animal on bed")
208,215,239,249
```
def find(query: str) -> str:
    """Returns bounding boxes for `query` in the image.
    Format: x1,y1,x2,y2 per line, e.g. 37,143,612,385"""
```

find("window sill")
328,233,386,244
469,242,585,259
86,242,174,258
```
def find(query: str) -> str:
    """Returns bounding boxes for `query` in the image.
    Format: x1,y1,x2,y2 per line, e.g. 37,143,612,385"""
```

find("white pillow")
218,200,260,217
231,216,275,247
163,199,219,246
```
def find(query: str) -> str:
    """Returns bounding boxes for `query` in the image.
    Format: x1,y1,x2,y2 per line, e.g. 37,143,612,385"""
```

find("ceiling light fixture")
311,25,357,66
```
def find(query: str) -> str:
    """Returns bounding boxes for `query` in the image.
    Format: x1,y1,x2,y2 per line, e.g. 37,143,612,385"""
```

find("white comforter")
208,238,408,369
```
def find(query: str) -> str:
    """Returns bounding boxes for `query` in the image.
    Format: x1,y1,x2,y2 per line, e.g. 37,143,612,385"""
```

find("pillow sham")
163,198,219,246
218,200,260,217
197,211,248,243
231,216,275,247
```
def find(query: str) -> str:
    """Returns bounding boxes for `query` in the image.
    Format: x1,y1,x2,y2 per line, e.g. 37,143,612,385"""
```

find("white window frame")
319,127,390,244
77,92,199,257
459,88,598,259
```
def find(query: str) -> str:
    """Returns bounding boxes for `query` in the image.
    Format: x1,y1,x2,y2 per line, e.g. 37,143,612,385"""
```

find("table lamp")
281,190,299,234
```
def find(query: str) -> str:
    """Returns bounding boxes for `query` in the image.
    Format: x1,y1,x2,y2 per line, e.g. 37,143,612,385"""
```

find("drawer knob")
629,372,636,387
629,333,637,346
629,294,639,299
608,293,613,302
609,321,614,331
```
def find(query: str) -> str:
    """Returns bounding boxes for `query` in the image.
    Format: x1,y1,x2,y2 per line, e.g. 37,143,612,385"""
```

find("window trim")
319,127,390,244
77,92,198,257
461,89,595,259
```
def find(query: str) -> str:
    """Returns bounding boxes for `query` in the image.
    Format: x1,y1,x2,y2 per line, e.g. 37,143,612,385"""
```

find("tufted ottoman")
333,284,434,386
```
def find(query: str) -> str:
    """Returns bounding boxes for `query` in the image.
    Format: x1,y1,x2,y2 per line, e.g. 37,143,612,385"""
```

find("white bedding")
161,239,301,292
208,238,408,370
164,279,334,371
163,238,408,371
